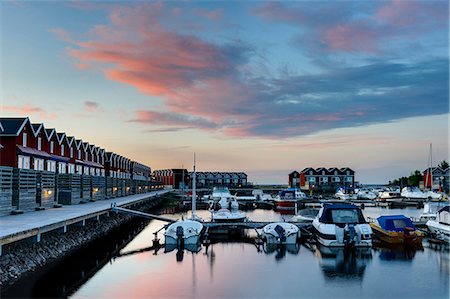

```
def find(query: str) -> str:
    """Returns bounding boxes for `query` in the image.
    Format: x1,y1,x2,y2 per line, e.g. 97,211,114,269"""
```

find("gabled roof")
300,167,315,173
31,123,44,136
0,117,29,136
75,139,83,149
45,128,56,140
66,136,75,147
82,142,90,151
56,132,66,144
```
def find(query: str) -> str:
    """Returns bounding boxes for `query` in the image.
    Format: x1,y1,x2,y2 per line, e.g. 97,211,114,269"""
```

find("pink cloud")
324,22,380,53
84,101,100,112
2,103,58,120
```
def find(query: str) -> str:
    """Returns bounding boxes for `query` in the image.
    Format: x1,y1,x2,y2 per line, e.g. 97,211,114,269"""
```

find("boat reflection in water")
263,243,300,261
164,243,202,262
374,243,424,261
314,244,372,281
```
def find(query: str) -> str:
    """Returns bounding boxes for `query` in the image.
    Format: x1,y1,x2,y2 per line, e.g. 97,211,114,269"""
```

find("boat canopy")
376,215,415,232
319,204,366,224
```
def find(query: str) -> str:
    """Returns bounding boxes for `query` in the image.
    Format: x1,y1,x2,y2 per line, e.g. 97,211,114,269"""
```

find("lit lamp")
47,190,53,195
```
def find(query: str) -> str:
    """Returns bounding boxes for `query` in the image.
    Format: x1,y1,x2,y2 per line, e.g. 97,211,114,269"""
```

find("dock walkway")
0,190,169,255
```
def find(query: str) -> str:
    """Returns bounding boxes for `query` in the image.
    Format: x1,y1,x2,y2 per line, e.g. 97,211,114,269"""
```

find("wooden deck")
0,190,169,255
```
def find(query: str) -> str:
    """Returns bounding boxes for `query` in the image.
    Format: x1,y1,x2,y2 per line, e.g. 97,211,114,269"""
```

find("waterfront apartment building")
152,169,248,189
288,167,355,192
0,117,150,179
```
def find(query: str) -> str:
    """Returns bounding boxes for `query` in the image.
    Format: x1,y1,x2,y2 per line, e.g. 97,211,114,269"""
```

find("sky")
1,0,449,184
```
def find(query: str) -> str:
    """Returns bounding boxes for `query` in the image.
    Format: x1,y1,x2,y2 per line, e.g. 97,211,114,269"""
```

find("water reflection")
263,243,300,260
314,244,372,281
374,243,424,261
164,243,202,262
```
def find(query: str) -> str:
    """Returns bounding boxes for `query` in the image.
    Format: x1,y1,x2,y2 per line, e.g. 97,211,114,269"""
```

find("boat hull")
262,223,300,244
370,223,424,245
274,199,297,210
426,220,450,242
164,235,201,245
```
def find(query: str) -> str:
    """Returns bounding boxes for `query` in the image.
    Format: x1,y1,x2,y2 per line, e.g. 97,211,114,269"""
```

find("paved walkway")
0,190,169,241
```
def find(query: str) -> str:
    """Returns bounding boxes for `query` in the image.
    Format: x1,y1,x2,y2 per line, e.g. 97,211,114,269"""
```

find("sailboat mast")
430,142,433,190
192,153,197,217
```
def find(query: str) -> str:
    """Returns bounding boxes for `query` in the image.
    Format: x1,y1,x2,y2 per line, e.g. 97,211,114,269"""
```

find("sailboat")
165,154,203,246
424,143,444,200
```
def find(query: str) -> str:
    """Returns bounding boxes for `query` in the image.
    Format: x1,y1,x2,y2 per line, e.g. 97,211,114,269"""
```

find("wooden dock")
0,190,170,256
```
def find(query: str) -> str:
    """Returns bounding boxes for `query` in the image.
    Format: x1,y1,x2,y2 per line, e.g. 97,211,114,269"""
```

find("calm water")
4,207,450,299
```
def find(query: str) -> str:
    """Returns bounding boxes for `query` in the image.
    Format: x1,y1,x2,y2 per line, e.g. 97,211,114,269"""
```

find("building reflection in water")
314,244,372,281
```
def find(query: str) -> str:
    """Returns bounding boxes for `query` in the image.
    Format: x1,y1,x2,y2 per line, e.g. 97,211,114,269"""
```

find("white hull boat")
356,190,377,200
262,222,300,244
401,187,427,199
426,206,450,242
312,204,372,247
291,208,320,223
212,208,247,222
335,188,356,200
164,220,204,245
218,196,239,210
378,191,402,202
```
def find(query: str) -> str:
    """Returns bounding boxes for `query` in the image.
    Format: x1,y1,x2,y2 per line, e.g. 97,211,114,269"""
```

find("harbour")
1,206,448,299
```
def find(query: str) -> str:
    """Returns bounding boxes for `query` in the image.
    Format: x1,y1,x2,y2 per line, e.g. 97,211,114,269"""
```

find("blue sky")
1,1,448,184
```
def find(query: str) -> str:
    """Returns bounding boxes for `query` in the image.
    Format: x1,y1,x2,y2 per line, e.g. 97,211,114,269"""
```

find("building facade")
289,167,356,191
423,167,449,193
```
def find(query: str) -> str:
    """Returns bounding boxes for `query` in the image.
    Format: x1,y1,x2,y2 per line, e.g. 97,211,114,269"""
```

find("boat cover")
376,215,415,232
319,204,366,224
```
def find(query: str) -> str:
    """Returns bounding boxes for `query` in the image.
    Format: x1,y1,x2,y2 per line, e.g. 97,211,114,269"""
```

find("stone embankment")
0,198,164,287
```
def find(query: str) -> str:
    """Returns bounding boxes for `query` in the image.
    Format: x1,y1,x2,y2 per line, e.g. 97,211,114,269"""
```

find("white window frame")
22,133,27,147
37,137,42,150
76,165,83,174
70,147,73,158
61,144,65,156
47,160,56,172
34,158,44,171
18,155,30,169
58,162,66,174
50,141,54,154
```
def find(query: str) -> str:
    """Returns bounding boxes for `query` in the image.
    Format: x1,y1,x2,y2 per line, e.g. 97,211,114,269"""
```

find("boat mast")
192,153,197,218
430,142,433,190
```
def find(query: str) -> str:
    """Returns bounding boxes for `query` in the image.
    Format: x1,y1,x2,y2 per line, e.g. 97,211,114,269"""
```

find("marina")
1,206,448,299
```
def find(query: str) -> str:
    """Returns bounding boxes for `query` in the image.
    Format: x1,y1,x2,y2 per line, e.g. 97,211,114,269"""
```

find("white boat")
165,154,203,246
335,187,357,200
218,194,239,210
312,204,372,247
356,189,377,200
211,208,247,222
425,190,444,201
426,206,450,242
235,189,273,202
262,222,300,244
378,190,402,202
291,208,320,223
401,187,427,200
419,202,448,222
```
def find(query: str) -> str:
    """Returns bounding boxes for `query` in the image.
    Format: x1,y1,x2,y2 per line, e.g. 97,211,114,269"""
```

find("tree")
408,170,423,187
438,160,449,169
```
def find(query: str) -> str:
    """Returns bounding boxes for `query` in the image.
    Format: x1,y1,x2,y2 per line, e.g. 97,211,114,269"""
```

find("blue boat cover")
376,215,415,232
319,204,366,224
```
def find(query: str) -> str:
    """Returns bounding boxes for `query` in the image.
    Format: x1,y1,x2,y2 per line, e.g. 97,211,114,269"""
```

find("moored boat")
401,187,427,200
378,190,402,202
312,203,372,247
211,208,247,222
370,215,424,245
426,206,450,242
291,208,320,223
164,220,204,246
262,222,300,244
335,187,356,200
274,188,306,211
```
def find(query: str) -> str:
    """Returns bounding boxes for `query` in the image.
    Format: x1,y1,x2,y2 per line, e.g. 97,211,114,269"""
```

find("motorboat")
218,194,239,210
426,206,450,242
425,190,444,201
370,215,424,245
291,208,320,223
165,154,203,246
164,220,204,246
356,189,377,200
378,190,402,202
211,208,247,222
252,189,273,201
203,187,233,201
334,187,356,200
262,222,300,244
401,187,427,200
312,204,372,247
419,202,448,222
274,188,307,211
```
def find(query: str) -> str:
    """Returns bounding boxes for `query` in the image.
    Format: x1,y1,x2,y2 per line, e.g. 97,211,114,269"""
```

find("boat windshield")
331,209,360,224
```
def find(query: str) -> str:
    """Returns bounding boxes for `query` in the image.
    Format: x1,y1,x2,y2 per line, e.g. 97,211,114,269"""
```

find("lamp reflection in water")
314,244,372,281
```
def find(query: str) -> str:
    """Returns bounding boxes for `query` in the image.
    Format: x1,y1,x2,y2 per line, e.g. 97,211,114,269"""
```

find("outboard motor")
176,226,184,247
344,224,356,248
274,225,286,244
